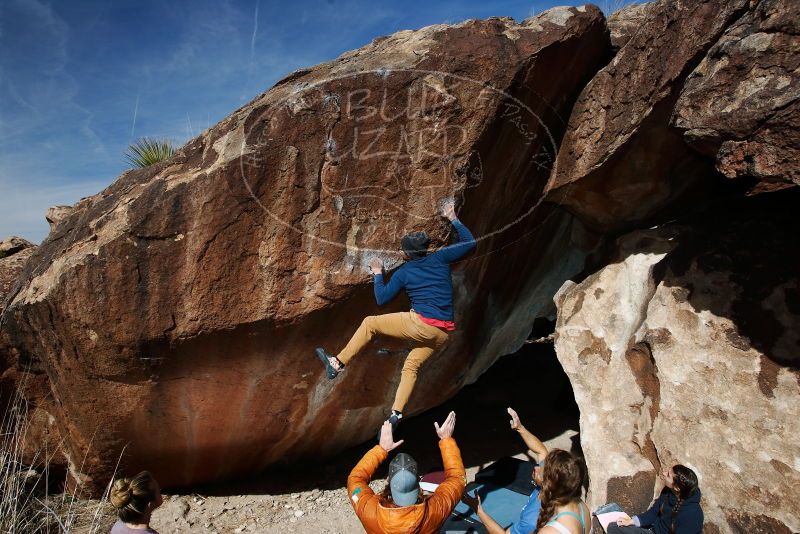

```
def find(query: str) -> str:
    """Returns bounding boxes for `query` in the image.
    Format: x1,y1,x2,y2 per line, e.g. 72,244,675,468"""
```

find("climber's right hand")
369,257,383,274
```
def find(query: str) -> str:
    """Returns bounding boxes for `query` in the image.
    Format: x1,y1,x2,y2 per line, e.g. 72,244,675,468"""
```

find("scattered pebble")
294,510,304,517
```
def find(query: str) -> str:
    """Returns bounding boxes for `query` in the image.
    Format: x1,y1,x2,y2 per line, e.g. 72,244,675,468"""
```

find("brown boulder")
673,0,800,189
553,190,800,534
544,0,752,229
1,8,608,492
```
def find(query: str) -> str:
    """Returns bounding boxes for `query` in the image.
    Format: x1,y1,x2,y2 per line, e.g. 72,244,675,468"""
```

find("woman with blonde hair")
535,449,590,534
109,471,163,534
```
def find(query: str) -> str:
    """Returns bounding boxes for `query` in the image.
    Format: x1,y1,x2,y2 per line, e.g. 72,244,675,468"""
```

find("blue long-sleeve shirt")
373,218,476,322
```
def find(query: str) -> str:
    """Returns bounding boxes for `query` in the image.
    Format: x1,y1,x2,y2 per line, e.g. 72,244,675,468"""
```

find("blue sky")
0,0,591,243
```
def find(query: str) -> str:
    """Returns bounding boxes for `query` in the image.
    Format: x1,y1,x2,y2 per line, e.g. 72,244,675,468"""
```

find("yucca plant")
124,137,177,168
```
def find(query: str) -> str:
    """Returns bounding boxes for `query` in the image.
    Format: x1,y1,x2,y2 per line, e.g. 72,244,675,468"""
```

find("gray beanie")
401,231,430,259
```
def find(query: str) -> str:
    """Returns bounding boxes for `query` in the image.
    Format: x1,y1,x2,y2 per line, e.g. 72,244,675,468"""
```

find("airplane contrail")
250,0,260,61
241,0,260,100
130,92,139,140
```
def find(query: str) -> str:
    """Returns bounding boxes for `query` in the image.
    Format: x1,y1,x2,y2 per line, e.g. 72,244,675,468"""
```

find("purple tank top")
110,520,159,534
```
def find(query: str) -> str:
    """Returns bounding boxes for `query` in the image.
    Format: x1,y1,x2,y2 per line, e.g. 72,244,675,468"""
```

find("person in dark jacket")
608,465,703,534
315,199,475,432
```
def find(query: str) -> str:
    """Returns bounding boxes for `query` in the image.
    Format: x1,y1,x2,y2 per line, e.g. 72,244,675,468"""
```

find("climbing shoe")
315,347,341,379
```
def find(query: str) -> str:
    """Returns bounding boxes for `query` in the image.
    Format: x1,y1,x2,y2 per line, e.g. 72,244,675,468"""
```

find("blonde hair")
110,471,158,523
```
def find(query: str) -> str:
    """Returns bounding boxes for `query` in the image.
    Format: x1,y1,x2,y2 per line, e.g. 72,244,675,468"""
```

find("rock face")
554,190,800,534
673,0,800,190
542,1,800,532
1,236,36,373
1,8,608,492
0,236,34,262
45,205,75,232
1,236,36,396
606,2,653,52
0,236,63,477
545,0,759,229
0,237,35,304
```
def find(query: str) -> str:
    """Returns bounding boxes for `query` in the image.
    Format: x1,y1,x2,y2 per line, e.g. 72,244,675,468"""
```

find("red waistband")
415,312,456,331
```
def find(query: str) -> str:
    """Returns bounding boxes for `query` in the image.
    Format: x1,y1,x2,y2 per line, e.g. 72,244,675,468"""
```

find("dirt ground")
66,344,581,533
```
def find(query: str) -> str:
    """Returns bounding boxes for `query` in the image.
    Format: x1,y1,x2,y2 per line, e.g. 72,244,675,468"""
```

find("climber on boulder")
315,199,476,433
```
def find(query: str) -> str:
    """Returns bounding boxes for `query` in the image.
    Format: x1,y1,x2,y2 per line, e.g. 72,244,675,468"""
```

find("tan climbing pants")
337,312,449,413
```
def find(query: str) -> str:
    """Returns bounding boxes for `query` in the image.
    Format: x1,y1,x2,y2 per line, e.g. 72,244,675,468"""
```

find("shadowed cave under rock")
184,329,579,497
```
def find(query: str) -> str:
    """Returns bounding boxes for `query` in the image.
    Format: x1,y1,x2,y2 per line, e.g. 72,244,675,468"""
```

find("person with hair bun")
608,464,703,534
109,471,163,534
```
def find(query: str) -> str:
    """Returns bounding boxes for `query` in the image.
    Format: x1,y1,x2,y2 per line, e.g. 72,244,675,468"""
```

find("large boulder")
673,0,800,190
553,190,800,534
544,0,757,229
1,8,608,492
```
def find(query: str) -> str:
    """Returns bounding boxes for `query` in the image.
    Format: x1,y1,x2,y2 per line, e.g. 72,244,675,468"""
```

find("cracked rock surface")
554,191,800,534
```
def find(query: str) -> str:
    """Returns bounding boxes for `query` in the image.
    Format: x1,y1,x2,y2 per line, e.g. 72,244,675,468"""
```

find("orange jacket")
347,438,466,534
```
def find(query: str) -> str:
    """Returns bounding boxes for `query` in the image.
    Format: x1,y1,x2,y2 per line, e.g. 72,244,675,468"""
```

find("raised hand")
368,257,384,274
439,199,457,221
507,407,522,431
379,421,404,452
434,411,456,440
461,490,483,513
